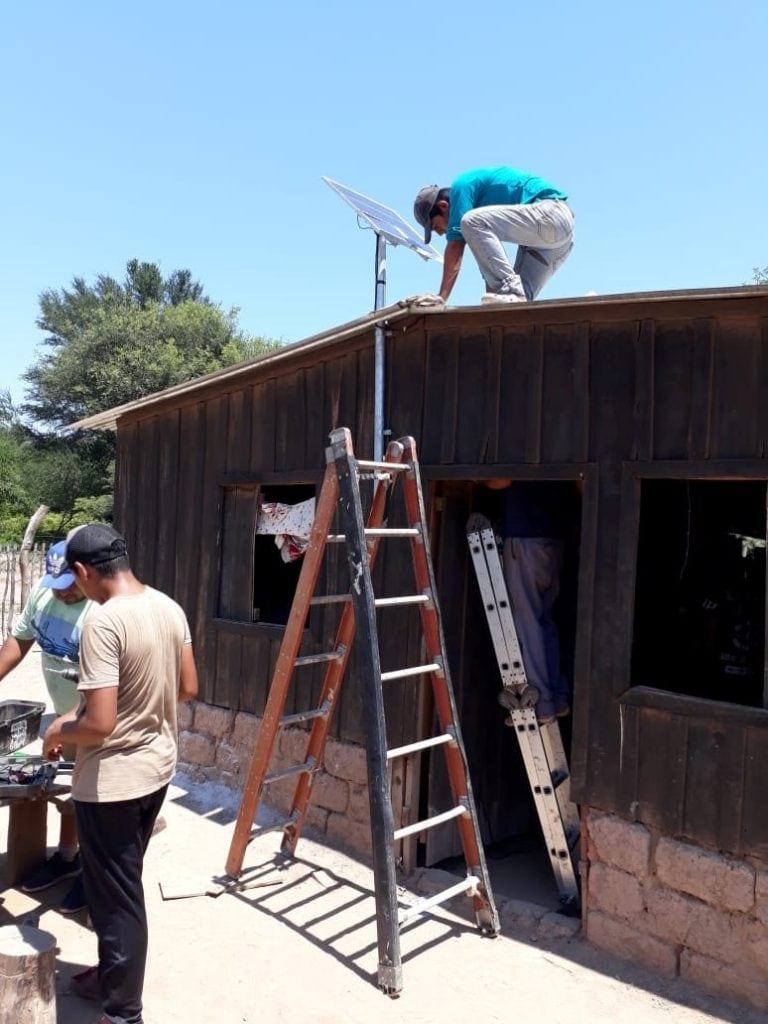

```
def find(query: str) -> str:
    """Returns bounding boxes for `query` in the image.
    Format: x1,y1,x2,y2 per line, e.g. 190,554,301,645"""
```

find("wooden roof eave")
64,285,768,433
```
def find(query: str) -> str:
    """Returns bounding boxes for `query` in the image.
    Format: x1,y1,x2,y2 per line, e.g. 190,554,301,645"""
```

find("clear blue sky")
2,0,766,406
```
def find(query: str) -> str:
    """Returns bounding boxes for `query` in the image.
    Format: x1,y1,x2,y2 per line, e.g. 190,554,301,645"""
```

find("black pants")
74,786,167,1024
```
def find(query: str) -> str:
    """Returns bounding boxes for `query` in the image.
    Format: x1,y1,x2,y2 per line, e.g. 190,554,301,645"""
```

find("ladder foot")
475,906,501,936
558,894,582,918
377,963,403,997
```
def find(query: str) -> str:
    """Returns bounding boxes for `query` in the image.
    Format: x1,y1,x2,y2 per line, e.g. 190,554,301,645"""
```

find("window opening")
631,480,766,707
253,484,315,626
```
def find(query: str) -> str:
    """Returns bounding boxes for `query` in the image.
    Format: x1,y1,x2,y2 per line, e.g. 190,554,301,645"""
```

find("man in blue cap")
0,539,92,911
413,165,574,305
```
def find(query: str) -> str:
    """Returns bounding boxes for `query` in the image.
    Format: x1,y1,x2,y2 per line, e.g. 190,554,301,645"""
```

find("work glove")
400,293,446,309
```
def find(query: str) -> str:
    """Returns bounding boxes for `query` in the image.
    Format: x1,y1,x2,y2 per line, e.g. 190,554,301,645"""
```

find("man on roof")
412,166,574,306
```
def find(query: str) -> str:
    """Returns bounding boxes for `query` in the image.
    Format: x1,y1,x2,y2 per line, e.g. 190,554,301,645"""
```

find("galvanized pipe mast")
373,233,387,461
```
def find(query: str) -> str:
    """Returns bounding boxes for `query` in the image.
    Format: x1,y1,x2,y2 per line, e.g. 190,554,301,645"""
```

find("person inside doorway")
486,480,580,723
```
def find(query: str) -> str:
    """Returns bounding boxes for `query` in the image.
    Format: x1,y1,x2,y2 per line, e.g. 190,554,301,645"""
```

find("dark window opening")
632,480,767,707
252,484,315,626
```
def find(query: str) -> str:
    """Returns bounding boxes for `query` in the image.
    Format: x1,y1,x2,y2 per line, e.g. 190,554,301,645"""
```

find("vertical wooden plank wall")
112,297,768,856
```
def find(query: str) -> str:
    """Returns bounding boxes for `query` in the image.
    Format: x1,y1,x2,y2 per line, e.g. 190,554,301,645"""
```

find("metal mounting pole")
373,233,387,461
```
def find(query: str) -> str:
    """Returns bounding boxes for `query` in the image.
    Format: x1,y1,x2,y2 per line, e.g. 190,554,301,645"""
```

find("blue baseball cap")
40,541,77,590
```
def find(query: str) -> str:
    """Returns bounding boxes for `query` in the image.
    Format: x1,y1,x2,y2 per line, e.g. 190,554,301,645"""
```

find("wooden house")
75,286,768,1009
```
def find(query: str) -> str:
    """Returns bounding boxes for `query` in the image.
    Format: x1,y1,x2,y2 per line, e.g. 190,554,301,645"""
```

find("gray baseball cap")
413,185,444,244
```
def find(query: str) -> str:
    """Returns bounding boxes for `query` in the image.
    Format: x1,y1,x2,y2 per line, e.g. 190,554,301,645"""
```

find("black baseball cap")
66,524,128,566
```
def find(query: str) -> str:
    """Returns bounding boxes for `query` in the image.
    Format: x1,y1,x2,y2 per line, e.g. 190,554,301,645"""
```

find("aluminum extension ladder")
466,513,581,913
226,428,499,995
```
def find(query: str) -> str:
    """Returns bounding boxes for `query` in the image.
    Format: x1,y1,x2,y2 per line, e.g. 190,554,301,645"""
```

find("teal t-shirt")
13,581,93,714
446,166,568,242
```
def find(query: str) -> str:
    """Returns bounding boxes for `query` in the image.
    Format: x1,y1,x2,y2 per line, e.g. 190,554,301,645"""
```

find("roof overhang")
66,286,768,432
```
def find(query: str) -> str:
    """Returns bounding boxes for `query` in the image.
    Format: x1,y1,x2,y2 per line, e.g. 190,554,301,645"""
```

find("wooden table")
1,785,72,886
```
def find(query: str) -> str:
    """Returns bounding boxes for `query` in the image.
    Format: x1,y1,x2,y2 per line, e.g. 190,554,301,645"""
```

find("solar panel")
323,177,443,263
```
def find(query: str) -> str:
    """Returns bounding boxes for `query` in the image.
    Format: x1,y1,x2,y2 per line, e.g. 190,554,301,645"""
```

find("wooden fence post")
19,505,49,610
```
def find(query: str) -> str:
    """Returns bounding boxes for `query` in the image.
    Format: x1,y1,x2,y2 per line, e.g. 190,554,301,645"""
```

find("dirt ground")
0,650,765,1024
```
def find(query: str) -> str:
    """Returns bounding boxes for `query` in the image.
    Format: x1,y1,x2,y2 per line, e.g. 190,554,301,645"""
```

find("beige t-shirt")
72,586,192,802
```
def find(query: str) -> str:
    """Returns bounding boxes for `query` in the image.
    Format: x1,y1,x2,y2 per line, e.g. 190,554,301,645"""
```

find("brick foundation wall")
176,701,372,856
584,807,768,1011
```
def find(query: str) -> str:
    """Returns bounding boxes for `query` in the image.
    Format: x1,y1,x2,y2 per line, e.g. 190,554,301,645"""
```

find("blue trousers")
503,537,570,717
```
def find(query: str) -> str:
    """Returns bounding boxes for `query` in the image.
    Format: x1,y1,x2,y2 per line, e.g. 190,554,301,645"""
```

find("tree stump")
0,924,57,1023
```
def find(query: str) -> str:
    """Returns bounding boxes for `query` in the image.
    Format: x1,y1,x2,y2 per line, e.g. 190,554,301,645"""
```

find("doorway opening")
423,478,584,909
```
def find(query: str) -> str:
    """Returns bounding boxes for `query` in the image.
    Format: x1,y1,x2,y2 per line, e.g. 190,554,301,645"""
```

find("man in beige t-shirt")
43,523,198,1024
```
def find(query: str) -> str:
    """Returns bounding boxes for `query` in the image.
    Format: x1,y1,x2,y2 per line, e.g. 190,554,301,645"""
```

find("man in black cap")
413,165,574,306
43,523,198,1024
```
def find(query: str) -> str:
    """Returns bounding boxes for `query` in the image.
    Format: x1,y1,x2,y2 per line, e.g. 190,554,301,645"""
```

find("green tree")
25,260,277,427
0,390,31,517
11,261,279,530
0,432,29,516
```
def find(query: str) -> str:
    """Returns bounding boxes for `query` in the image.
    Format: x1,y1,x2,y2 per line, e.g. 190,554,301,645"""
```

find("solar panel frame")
323,177,443,263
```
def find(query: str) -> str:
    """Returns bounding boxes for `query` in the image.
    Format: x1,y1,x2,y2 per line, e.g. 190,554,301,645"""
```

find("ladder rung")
393,803,467,841
355,459,410,472
398,875,479,925
310,594,352,606
374,594,429,608
264,757,316,785
247,811,299,844
381,662,441,682
364,527,420,538
387,732,455,760
327,527,417,541
294,651,343,667
279,701,332,728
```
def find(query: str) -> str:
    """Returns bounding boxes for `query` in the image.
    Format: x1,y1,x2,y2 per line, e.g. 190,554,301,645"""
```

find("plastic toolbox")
0,700,46,756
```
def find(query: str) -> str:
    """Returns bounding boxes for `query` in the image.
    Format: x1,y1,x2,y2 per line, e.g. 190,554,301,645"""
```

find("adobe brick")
586,810,651,878
655,837,755,913
280,728,309,762
303,804,330,835
311,772,349,813
347,784,372,825
754,869,768,926
215,742,241,775
232,711,261,749
177,701,194,731
262,775,293,814
323,738,368,785
586,910,678,977
644,888,742,964
217,771,237,791
680,950,768,1013
176,762,205,783
588,862,644,919
179,731,216,767
194,704,233,740
742,919,768,981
